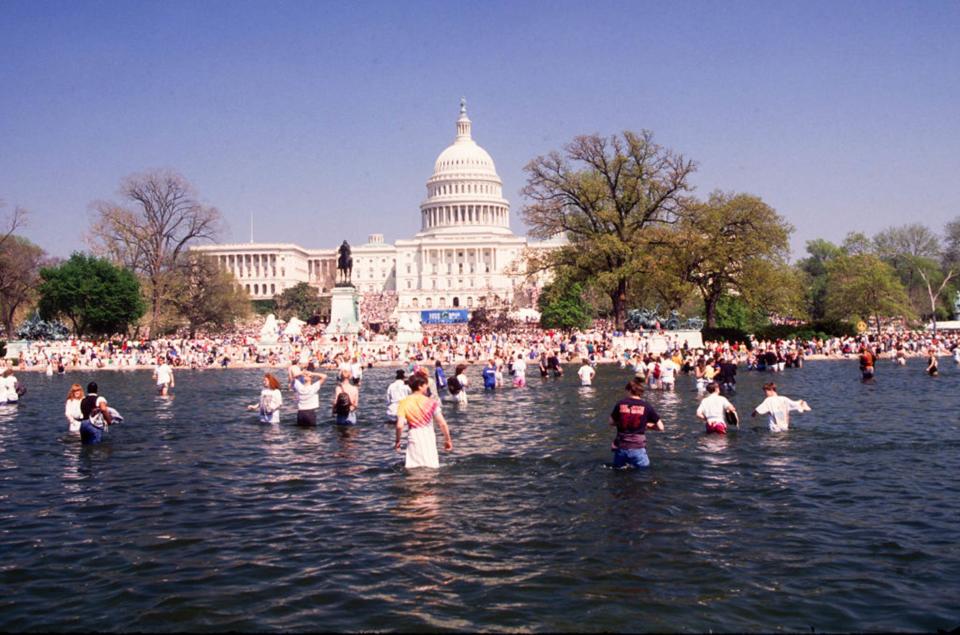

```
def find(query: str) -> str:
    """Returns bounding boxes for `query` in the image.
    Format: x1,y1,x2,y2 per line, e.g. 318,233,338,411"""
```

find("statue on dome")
336,240,353,286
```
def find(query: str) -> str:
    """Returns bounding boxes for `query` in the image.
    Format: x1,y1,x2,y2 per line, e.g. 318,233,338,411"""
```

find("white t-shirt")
513,359,527,375
0,375,18,401
696,393,733,423
386,379,411,417
350,362,363,380
754,394,809,432
294,379,322,411
578,364,595,386
259,388,282,423
155,363,173,386
660,359,677,383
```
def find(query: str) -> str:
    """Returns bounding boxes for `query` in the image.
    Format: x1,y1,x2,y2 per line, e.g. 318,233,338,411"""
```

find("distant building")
192,100,560,322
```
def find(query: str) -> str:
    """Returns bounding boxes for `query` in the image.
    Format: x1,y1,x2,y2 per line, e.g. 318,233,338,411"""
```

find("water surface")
1,361,958,631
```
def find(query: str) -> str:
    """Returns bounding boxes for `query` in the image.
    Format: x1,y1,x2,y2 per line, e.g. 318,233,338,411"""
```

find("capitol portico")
193,100,559,324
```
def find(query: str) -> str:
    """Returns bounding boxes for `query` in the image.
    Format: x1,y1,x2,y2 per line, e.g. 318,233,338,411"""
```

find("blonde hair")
66,383,83,400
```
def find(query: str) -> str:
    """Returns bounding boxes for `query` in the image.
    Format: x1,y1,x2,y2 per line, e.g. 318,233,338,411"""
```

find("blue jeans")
79,420,104,445
612,447,649,468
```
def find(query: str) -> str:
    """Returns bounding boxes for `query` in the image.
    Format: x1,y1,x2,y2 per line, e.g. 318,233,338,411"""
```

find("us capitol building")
192,100,560,325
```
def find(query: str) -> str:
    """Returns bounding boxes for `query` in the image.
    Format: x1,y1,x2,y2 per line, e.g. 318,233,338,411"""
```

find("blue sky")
1,0,958,259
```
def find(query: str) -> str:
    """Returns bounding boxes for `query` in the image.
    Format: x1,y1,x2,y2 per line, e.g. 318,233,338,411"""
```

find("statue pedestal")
325,286,361,337
395,310,423,346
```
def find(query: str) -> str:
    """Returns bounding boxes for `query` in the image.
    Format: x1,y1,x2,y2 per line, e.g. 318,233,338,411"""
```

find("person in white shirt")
659,357,677,390
247,374,283,424
512,354,527,387
293,371,327,426
65,383,84,432
386,370,411,424
153,358,174,396
577,362,595,386
696,382,737,434
350,357,364,387
0,369,19,403
751,382,810,432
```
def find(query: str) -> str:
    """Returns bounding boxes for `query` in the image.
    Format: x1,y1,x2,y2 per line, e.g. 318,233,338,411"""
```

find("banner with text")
420,309,469,324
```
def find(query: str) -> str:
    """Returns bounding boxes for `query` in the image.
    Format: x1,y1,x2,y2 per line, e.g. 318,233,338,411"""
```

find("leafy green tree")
37,253,146,337
522,130,696,328
714,294,768,333
666,191,797,327
796,238,844,319
824,254,913,333
169,254,250,337
274,282,323,321
538,280,592,331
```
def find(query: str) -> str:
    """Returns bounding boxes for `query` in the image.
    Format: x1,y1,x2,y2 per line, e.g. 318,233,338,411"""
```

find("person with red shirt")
607,378,665,469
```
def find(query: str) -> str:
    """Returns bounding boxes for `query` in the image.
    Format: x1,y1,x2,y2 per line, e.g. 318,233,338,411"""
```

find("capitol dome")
419,99,512,236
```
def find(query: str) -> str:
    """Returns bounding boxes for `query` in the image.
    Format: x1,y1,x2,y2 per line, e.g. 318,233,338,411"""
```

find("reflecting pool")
0,360,958,631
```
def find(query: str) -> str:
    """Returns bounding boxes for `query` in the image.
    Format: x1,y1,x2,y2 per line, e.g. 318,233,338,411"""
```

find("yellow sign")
856,321,868,333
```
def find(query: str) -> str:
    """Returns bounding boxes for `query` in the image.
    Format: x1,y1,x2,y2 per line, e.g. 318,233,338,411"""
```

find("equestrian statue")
336,240,353,286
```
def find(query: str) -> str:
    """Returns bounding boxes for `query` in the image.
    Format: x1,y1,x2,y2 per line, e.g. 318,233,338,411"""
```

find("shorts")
705,420,728,435
513,376,526,387
79,420,105,445
296,409,317,426
611,447,650,469
335,411,357,426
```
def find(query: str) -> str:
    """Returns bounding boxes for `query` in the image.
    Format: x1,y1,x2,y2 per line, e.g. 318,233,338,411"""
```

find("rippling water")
1,360,958,631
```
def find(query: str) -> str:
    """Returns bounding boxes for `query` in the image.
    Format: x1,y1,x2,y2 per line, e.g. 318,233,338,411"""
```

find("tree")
824,254,913,333
942,217,960,270
88,170,221,334
522,130,696,328
667,191,796,327
37,253,146,338
841,231,874,256
274,282,323,321
872,224,943,317
0,236,46,337
796,238,844,319
168,254,250,337
912,257,955,333
538,279,592,332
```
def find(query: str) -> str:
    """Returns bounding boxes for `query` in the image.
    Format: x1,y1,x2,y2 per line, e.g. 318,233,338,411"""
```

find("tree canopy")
37,253,146,338
824,254,913,332
538,279,592,332
522,130,696,327
274,282,323,321
168,254,250,337
88,170,221,334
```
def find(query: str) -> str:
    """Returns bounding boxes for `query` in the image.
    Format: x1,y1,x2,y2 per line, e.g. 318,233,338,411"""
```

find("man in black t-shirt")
608,378,664,469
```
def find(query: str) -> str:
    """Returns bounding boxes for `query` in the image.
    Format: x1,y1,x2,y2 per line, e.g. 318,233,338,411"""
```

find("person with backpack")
447,364,469,404
79,381,113,445
332,370,359,425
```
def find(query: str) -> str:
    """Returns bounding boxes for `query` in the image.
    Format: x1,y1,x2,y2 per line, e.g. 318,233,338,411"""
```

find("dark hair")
625,378,645,396
455,364,467,375
763,382,777,392
407,374,429,392
395,369,406,380
434,360,442,368
706,381,719,393
87,382,98,394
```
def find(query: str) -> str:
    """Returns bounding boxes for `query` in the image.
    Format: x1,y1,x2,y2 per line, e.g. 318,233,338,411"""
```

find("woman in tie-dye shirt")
394,374,453,469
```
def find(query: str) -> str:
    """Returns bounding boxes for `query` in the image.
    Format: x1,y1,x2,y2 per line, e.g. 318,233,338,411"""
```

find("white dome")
419,100,512,237
433,139,498,177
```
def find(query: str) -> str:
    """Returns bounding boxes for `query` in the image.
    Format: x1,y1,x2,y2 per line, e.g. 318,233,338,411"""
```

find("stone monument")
325,240,361,337
259,313,280,349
